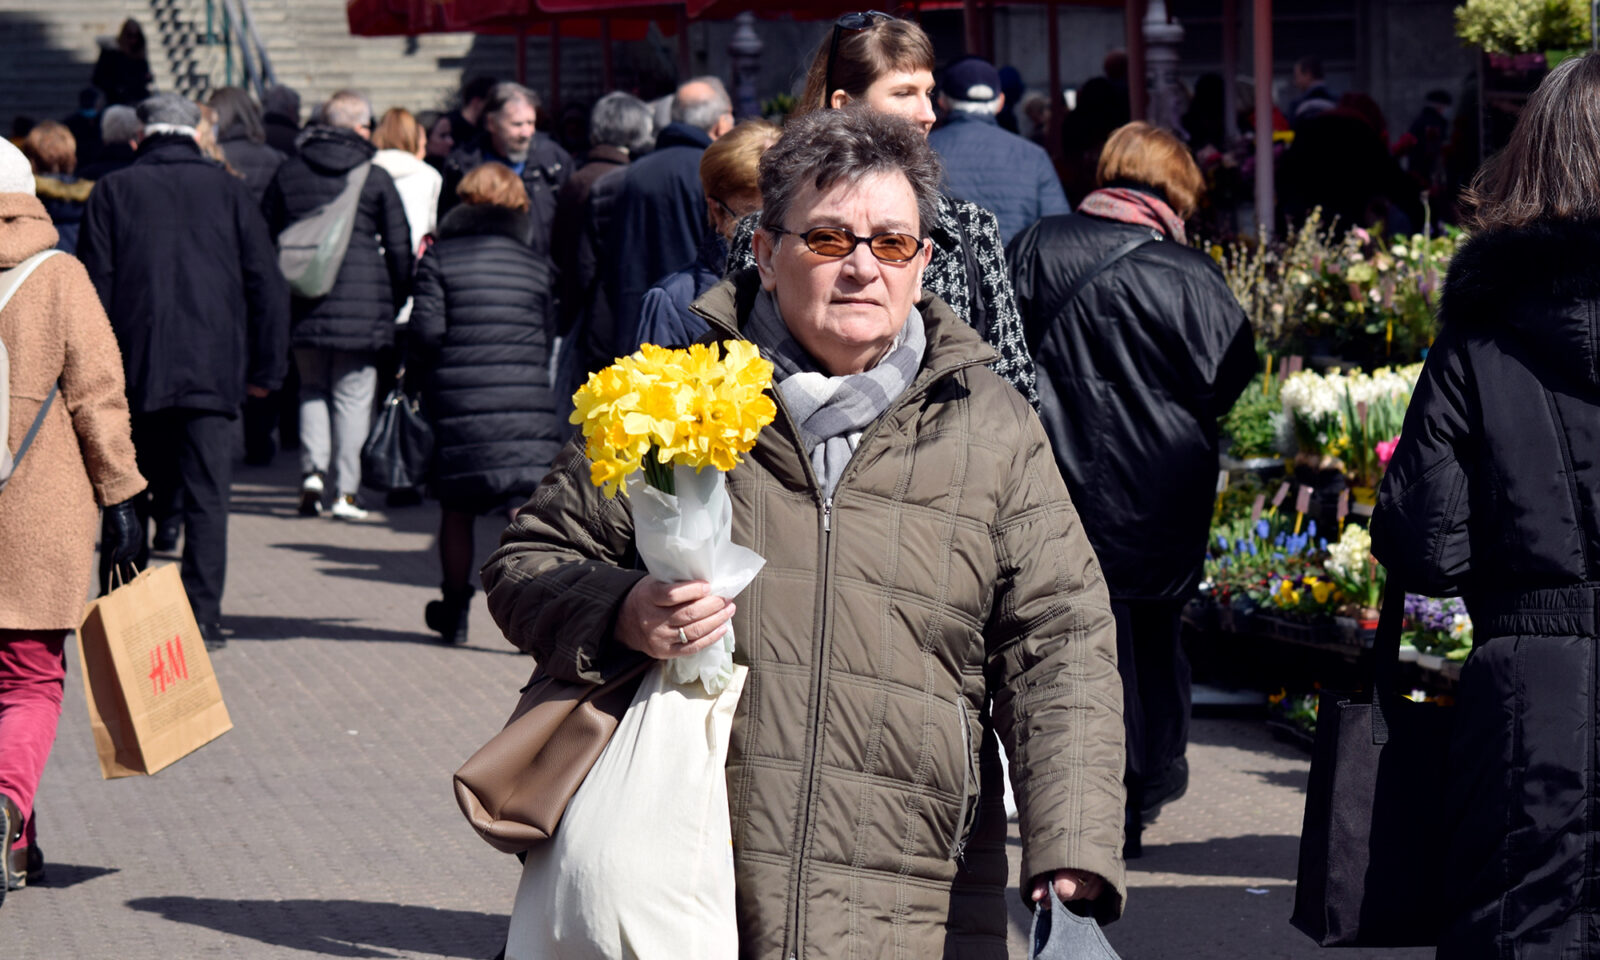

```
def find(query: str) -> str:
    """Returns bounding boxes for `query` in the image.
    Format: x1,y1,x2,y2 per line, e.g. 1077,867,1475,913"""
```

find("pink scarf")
1078,186,1188,245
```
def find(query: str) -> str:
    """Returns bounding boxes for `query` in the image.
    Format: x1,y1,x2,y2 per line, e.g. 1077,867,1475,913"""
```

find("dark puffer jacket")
1371,219,1600,959
262,126,412,353
1008,211,1257,601
406,203,564,503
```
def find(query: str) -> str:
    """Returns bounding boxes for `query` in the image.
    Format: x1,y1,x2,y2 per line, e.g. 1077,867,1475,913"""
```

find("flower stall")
1189,213,1472,743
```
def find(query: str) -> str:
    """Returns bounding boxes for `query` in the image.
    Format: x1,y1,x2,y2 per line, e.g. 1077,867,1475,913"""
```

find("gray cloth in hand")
1031,885,1121,960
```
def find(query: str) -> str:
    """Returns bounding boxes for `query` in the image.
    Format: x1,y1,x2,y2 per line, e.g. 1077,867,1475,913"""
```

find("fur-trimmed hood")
436,202,532,245
1440,218,1600,388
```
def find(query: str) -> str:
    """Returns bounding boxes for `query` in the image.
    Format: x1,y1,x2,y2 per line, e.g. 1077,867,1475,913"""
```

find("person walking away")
209,87,287,204
263,90,412,521
635,119,779,348
1288,55,1337,130
407,163,560,645
261,85,302,158
20,123,91,256
1007,121,1256,857
928,56,1069,246
722,13,1038,405
0,138,145,904
78,93,289,651
1371,53,1600,960
78,105,140,182
437,83,569,255
552,92,653,385
63,88,104,171
91,19,152,107
603,76,734,355
371,107,442,324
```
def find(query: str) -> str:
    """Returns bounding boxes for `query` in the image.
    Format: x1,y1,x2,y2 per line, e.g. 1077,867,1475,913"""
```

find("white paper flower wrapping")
627,463,764,694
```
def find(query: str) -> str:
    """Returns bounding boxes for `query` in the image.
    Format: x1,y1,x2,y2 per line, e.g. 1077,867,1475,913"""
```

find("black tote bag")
361,376,434,492
1291,579,1455,947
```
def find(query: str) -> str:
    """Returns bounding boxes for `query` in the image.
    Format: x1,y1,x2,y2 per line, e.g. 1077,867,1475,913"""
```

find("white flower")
1325,524,1372,580
1450,613,1473,642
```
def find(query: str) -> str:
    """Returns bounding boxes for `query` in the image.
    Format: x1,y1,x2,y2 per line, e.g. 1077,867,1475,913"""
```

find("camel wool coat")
0,193,145,630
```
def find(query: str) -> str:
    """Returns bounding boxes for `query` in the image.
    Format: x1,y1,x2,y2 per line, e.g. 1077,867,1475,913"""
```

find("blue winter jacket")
928,112,1070,246
634,230,727,350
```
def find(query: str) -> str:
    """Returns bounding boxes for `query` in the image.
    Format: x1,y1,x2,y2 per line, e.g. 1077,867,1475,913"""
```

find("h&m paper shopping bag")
77,564,232,779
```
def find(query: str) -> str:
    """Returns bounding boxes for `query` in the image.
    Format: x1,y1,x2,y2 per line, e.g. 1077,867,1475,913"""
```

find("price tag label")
1295,485,1313,515
1272,481,1291,510
1250,494,1266,525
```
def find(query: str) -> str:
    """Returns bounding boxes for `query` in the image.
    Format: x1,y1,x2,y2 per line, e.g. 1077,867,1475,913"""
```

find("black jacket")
553,145,629,336
1009,211,1256,600
219,130,287,204
263,114,300,157
437,132,571,256
262,126,413,352
603,122,712,355
1371,220,1600,958
406,203,565,502
78,134,289,414
90,48,151,106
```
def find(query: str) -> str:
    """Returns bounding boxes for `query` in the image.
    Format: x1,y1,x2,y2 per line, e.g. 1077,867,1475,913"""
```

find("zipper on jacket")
779,353,991,959
949,697,979,861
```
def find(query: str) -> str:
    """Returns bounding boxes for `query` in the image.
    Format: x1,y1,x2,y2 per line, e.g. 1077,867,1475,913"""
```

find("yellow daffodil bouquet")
569,341,777,694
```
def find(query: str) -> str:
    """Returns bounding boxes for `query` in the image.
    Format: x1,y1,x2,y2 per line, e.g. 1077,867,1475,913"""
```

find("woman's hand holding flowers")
616,578,737,660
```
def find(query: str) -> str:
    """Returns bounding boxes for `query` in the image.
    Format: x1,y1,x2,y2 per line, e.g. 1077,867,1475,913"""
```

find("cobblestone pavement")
7,457,1431,959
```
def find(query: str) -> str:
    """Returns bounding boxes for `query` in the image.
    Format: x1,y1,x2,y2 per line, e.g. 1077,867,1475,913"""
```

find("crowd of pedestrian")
0,9,1597,959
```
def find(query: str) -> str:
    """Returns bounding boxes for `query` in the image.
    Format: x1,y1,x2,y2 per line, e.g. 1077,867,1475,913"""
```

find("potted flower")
1324,523,1385,643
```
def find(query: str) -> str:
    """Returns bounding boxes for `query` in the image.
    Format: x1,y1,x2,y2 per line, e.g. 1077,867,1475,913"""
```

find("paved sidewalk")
7,457,1431,959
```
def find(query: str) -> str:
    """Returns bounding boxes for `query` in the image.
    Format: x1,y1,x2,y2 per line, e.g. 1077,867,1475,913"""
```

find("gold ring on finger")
677,627,690,645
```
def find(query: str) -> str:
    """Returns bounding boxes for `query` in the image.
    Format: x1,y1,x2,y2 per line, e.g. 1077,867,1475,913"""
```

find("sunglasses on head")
770,225,923,263
823,10,896,109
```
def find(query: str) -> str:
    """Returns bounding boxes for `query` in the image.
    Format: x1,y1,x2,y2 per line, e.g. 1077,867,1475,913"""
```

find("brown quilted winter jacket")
482,271,1126,959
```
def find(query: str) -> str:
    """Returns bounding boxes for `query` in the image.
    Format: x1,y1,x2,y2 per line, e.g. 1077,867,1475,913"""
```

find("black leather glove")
103,499,144,566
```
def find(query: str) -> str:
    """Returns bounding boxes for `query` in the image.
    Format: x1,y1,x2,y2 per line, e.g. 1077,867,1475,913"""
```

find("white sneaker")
298,472,325,516
330,495,369,522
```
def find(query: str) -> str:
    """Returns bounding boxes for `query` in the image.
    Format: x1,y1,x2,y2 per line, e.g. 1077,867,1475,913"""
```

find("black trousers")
100,409,233,625
1113,599,1190,801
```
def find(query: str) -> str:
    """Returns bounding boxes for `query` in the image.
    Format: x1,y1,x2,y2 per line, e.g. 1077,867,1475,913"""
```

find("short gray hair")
485,82,539,118
101,105,141,143
589,91,654,153
671,76,732,133
758,106,942,240
945,96,1004,117
322,90,372,131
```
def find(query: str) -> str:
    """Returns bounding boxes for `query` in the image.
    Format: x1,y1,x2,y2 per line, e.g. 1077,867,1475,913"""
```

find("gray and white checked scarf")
745,289,926,498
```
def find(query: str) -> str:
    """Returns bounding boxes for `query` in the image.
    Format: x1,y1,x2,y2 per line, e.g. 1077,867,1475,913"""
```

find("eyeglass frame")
822,11,896,110
767,224,926,263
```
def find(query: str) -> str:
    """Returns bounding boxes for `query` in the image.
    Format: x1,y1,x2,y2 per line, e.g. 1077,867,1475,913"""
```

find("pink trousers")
0,630,68,851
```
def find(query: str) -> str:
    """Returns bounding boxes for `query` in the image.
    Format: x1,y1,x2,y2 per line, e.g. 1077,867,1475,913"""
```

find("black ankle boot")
425,584,474,645
1123,804,1144,860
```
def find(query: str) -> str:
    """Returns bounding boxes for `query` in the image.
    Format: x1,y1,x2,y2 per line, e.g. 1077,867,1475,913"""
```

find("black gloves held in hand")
103,498,144,566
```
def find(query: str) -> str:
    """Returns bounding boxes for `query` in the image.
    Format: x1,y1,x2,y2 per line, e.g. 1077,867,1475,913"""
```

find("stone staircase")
0,0,525,132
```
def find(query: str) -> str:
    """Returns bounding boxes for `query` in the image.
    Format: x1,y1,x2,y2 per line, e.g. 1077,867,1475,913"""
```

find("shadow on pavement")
1134,832,1302,880
222,613,518,655
1247,766,1312,792
126,897,507,959
35,863,118,889
272,541,439,588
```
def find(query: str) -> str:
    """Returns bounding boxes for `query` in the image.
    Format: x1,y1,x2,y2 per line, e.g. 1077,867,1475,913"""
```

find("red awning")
346,0,671,38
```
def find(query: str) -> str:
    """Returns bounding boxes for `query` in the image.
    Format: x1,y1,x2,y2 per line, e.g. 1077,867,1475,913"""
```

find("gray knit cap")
0,138,34,197
136,93,202,129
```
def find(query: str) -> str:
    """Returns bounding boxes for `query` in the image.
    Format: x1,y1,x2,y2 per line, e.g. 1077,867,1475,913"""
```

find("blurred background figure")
636,118,779,348
77,105,140,182
63,87,104,170
209,87,287,204
406,162,561,645
91,19,152,107
418,109,454,176
20,121,89,255
261,84,302,157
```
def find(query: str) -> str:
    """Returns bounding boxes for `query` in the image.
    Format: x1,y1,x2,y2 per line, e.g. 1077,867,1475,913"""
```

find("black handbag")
360,373,433,492
1291,579,1455,946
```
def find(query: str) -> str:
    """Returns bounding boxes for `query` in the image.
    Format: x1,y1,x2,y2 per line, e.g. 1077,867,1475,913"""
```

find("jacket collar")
295,125,377,174
941,111,999,129
583,144,630,167
0,194,60,267
653,122,713,151
134,134,209,164
436,202,533,244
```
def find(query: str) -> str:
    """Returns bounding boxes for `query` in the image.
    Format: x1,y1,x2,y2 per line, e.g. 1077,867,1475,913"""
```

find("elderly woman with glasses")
484,106,1125,958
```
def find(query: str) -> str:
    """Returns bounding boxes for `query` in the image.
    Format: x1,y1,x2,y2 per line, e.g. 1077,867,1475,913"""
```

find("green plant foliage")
1222,375,1284,459
1455,0,1591,53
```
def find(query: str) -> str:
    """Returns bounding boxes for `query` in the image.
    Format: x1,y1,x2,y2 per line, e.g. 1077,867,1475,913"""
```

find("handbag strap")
10,382,59,474
1,250,64,484
1060,230,1162,309
1368,578,1410,745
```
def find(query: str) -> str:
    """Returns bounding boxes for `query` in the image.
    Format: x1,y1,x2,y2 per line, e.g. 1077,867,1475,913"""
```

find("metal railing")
203,0,276,98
